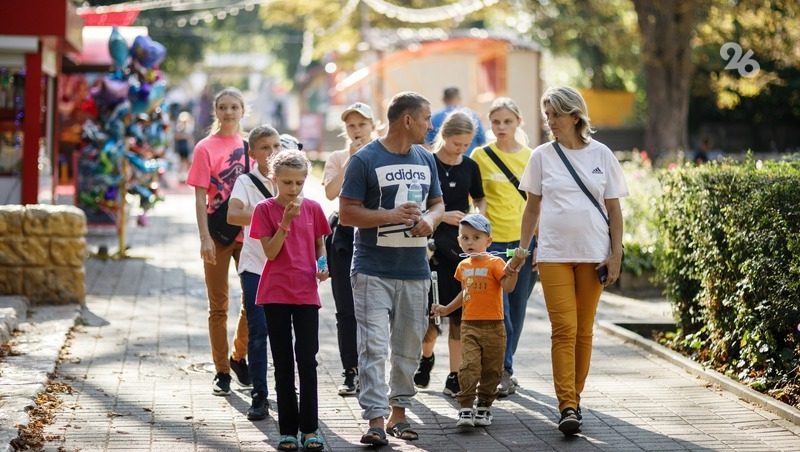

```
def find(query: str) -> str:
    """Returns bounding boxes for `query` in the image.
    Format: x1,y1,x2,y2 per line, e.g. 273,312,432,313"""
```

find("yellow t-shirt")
455,256,506,321
470,143,532,242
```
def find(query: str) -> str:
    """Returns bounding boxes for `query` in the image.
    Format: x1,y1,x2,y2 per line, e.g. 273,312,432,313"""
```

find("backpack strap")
482,145,527,200
246,173,273,199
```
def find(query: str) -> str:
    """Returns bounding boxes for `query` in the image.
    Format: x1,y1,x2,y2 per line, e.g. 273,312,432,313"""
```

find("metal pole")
117,155,127,257
431,270,441,326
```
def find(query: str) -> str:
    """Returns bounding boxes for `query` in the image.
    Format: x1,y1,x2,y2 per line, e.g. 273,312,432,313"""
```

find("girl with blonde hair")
469,97,536,397
186,87,251,395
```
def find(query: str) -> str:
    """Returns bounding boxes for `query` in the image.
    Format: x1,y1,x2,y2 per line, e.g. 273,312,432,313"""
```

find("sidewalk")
38,176,800,451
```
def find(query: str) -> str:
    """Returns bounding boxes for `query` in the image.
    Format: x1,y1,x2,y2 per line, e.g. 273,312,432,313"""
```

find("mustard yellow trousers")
538,262,603,412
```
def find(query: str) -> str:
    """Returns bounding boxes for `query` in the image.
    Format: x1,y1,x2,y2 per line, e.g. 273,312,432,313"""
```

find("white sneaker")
497,370,517,397
474,407,493,426
456,408,474,427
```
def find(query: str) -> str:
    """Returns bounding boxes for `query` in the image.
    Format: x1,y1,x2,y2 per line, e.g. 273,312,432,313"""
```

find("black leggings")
264,304,319,435
326,223,358,371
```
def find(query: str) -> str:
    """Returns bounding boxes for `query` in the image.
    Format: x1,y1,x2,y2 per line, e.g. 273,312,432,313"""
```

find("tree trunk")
632,0,703,161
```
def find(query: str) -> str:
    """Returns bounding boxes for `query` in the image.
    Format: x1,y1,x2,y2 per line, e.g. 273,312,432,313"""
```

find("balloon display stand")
75,26,168,261
90,158,148,261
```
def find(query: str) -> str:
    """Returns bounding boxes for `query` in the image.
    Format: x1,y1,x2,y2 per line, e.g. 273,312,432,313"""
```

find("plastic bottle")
317,256,327,272
407,178,424,209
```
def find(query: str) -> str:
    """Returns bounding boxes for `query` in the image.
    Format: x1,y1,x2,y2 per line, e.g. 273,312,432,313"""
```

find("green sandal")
277,434,299,451
302,433,325,450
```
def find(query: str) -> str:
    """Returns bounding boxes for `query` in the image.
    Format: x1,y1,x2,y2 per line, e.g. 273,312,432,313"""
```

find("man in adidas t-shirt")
340,92,444,445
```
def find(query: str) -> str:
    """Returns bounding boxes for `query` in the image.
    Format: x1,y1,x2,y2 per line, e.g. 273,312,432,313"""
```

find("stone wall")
0,205,86,304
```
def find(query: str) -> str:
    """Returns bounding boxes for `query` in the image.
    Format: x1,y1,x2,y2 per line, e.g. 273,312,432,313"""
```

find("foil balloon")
128,77,152,114
105,186,119,201
147,79,167,110
105,100,131,130
90,77,129,109
131,35,167,69
108,27,129,70
130,98,150,115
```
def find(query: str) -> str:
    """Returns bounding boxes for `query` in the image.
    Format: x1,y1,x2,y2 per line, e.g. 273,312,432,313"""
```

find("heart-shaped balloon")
131,35,167,69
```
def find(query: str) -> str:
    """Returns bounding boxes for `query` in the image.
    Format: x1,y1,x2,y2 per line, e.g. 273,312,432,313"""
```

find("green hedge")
655,159,800,402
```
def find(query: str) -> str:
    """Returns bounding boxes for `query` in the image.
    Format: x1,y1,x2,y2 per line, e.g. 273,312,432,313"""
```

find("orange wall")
579,89,636,127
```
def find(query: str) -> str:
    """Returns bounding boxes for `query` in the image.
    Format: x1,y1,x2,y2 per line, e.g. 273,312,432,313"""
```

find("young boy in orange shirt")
432,213,520,427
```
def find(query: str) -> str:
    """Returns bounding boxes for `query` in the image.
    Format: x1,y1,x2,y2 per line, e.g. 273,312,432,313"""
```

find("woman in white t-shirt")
509,86,628,436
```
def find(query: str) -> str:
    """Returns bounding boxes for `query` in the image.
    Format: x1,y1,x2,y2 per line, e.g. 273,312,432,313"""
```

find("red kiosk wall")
22,53,43,204
0,0,82,204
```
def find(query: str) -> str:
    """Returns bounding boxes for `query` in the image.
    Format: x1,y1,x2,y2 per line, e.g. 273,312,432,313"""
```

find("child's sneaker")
456,408,474,427
474,407,493,426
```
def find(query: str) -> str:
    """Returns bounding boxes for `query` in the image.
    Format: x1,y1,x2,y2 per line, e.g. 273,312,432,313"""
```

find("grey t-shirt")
340,139,442,279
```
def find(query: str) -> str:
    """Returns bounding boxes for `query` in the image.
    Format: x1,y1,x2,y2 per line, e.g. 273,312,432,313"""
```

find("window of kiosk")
0,69,24,177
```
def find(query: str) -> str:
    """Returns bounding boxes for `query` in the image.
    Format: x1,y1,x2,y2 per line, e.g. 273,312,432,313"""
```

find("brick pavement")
40,177,800,451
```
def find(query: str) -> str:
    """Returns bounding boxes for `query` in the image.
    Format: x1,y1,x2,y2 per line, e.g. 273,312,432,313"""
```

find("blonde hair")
210,87,245,135
488,97,529,146
541,86,595,143
432,110,475,152
270,149,310,176
248,124,279,149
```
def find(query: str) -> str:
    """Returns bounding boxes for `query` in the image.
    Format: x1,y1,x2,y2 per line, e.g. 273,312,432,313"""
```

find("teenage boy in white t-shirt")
227,125,285,420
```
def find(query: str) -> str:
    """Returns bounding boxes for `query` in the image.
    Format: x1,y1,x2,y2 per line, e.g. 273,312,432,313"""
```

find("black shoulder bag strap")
246,173,273,199
552,141,609,225
243,141,250,173
483,145,527,200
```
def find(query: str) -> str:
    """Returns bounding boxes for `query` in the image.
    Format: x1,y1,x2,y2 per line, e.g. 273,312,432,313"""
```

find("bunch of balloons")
76,27,169,225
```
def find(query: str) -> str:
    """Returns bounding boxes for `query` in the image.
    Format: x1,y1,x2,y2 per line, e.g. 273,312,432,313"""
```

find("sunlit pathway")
41,177,800,451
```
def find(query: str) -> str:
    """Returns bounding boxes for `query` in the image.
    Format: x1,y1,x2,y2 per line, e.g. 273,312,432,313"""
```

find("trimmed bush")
655,159,800,405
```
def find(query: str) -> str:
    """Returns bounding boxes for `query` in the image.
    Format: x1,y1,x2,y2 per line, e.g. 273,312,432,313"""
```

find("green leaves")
654,158,800,406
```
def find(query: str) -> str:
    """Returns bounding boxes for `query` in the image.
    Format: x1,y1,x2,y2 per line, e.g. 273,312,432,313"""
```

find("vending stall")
0,0,83,205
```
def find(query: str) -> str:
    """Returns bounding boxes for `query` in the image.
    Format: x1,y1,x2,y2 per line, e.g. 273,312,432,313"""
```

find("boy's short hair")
248,125,279,149
460,213,491,235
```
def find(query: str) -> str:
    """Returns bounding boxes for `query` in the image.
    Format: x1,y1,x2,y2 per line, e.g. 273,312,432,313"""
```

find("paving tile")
33,189,800,452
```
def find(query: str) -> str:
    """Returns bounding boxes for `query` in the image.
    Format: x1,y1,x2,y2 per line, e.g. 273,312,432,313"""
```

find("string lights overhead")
80,0,500,26
77,0,265,13
361,0,499,24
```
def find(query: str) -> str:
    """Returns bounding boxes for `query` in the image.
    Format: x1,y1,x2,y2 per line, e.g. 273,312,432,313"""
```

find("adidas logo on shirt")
592,167,603,174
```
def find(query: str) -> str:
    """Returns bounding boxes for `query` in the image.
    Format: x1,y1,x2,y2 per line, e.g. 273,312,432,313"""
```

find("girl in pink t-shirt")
186,87,251,396
249,150,330,451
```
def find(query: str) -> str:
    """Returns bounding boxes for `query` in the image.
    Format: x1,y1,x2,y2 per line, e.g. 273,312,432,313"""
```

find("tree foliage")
531,0,640,91
690,0,800,127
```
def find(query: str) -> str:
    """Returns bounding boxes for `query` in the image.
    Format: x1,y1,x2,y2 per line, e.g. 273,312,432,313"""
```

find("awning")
79,10,140,27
